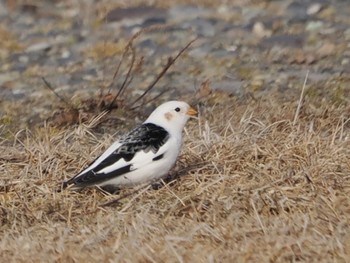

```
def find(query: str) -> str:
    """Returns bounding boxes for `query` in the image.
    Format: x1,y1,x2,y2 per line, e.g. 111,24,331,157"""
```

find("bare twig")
130,87,171,111
41,77,73,109
130,38,197,108
107,25,173,96
107,46,136,111
119,73,134,99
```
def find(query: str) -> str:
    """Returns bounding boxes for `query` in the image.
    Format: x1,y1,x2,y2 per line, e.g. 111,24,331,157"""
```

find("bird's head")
145,101,197,134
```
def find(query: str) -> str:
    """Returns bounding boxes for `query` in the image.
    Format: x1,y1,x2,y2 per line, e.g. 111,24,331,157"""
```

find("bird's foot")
151,181,165,190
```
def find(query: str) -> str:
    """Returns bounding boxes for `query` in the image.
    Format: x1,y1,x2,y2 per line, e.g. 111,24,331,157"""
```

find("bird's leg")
151,180,165,190
151,176,178,190
99,185,121,195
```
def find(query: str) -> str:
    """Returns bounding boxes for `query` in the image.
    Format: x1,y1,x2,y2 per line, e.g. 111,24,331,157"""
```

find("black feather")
64,123,169,188
72,165,132,186
152,153,164,161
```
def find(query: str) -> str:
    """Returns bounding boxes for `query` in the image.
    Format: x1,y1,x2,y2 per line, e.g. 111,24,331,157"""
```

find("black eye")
175,107,181,112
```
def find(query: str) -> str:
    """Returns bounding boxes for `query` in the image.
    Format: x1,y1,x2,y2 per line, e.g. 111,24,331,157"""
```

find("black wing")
64,123,169,188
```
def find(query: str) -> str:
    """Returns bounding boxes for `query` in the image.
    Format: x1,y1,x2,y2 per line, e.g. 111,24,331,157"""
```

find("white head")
144,101,197,135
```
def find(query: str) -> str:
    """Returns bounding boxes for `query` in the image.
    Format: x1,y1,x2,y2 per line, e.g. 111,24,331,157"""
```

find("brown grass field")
1,92,350,262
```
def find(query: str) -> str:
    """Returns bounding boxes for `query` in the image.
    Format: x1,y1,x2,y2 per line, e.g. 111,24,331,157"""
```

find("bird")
63,100,198,192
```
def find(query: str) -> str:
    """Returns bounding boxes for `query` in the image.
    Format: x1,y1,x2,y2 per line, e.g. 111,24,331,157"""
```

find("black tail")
56,179,72,192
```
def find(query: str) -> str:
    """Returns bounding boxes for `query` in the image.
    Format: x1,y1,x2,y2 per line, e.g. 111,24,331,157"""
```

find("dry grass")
1,96,350,262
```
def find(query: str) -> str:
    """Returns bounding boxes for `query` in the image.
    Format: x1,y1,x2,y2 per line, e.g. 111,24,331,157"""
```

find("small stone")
306,55,316,65
317,42,335,58
286,1,308,22
318,6,336,19
217,5,229,14
344,28,350,41
196,80,212,99
294,50,307,64
104,6,166,22
306,21,324,31
25,42,51,53
225,45,238,52
182,18,216,37
61,8,79,18
0,72,20,85
250,77,264,91
169,5,208,20
61,49,70,59
341,58,349,65
189,47,209,58
252,22,272,38
307,3,322,16
18,55,29,63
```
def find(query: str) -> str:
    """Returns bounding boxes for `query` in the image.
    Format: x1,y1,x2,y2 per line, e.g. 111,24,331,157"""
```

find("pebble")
182,18,216,37
25,42,52,53
307,3,323,16
18,55,29,63
0,72,20,85
317,42,336,58
105,6,166,22
168,5,209,20
61,49,70,59
341,58,349,65
344,28,350,41
252,22,272,38
286,1,308,22
306,21,324,31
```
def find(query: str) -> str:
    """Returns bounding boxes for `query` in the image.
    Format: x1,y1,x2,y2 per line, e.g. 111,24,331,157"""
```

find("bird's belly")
99,150,178,187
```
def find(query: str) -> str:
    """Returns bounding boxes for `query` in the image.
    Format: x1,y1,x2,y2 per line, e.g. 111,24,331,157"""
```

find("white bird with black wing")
63,101,197,191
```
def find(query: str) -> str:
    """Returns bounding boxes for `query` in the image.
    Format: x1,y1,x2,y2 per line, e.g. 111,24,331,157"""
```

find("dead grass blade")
100,184,151,207
293,70,309,126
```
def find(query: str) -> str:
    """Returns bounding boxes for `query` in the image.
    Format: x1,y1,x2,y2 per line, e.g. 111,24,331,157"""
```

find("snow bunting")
63,101,197,191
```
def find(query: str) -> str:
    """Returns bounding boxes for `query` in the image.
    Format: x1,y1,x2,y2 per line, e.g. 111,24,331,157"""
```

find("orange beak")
186,107,198,117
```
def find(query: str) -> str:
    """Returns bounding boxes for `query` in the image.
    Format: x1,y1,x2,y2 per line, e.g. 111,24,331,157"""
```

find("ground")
1,0,350,262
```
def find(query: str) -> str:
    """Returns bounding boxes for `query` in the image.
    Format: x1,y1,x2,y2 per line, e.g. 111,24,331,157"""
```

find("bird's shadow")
99,160,207,207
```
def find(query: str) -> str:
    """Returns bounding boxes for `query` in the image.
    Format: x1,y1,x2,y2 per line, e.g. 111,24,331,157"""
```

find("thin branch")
41,77,73,109
107,25,170,95
130,38,197,108
119,71,134,99
130,87,171,111
107,46,136,111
